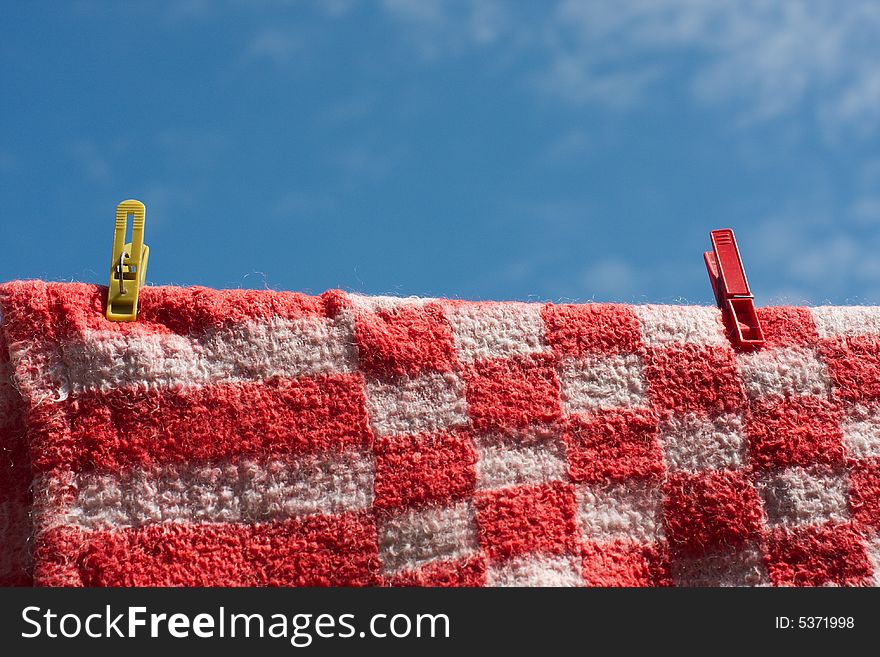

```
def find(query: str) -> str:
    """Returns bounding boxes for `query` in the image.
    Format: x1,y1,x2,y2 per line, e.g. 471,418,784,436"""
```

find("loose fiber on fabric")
0,281,879,587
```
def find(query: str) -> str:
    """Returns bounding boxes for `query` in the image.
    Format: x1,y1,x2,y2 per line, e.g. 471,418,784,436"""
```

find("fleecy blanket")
1,281,878,586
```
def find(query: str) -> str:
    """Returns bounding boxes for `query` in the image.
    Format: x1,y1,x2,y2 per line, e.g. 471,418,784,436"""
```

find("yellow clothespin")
106,199,149,322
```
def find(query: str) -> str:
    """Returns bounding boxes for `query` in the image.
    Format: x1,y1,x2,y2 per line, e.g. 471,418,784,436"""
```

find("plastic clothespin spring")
106,199,149,322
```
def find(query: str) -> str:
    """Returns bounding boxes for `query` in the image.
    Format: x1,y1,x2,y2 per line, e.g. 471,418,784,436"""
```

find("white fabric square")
64,331,207,393
660,413,746,472
577,479,665,543
757,466,851,528
66,449,376,529
737,346,832,399
347,294,432,312
811,306,880,338
236,450,375,520
366,370,468,437
474,427,567,490
634,305,726,346
203,314,358,379
67,314,358,394
378,501,479,574
486,553,582,587
558,353,646,414
447,302,547,362
672,542,770,587
842,408,880,460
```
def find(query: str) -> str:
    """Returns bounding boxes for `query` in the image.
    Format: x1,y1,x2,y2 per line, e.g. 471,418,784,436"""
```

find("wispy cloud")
380,0,510,59
319,94,378,125
163,0,212,24
537,129,590,166
378,0,880,134
319,0,356,18
851,197,880,225
329,138,405,183
0,151,17,174
271,191,338,217
242,27,305,66
557,1,880,128
134,180,198,232
579,257,641,300
219,1,880,135
156,131,230,171
147,1,880,136
487,249,657,303
68,140,112,183
749,207,880,304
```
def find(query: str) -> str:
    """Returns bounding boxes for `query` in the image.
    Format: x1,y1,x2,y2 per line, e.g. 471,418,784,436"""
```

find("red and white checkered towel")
1,281,879,586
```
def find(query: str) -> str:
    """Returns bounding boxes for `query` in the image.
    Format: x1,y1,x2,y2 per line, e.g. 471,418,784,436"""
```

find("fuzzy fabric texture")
1,281,879,587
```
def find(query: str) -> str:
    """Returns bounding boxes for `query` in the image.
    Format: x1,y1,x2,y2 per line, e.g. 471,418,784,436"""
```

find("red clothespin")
704,228,765,349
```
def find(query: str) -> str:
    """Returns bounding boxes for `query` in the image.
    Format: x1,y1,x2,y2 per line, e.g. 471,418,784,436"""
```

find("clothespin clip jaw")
704,228,765,349
106,199,149,322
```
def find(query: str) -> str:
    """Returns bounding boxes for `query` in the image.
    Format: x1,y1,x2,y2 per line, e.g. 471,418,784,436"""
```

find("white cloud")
328,138,406,184
163,0,212,23
68,140,111,183
133,180,197,232
748,209,880,304
537,129,590,166
380,0,510,59
243,27,304,66
0,151,17,173
156,131,230,170
851,197,880,225
378,0,880,133
579,257,640,299
381,0,445,26
320,94,377,124
148,0,880,134
319,0,356,18
271,192,337,217
545,1,880,130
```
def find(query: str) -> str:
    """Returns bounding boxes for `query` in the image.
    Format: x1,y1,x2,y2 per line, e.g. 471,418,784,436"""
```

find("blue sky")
2,1,880,305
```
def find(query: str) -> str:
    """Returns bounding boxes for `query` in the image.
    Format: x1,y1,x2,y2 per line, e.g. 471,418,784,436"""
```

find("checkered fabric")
1,281,879,587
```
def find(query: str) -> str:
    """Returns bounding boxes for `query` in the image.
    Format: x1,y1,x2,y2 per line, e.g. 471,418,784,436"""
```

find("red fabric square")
820,335,880,402
764,523,873,587
63,374,373,472
136,286,331,336
73,513,379,586
373,430,477,510
746,396,845,470
849,457,880,532
542,303,642,357
663,470,764,556
475,482,580,560
564,408,663,483
383,555,487,587
755,307,820,349
355,302,458,377
463,353,563,432
0,281,68,345
581,540,672,587
642,344,746,417
0,427,32,586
